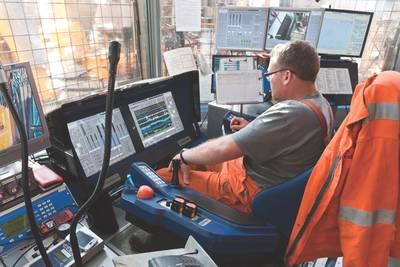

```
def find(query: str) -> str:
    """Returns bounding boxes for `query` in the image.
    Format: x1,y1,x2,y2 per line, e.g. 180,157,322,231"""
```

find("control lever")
171,159,180,187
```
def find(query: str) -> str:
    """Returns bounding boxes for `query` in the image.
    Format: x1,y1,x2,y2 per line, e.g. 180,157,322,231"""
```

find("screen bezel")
316,8,373,58
60,71,200,180
216,6,269,51
264,7,318,51
0,62,50,167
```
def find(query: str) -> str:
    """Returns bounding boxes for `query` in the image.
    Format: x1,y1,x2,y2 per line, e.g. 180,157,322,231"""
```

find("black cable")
0,64,52,267
0,256,6,267
180,249,198,256
69,41,121,267
11,243,36,267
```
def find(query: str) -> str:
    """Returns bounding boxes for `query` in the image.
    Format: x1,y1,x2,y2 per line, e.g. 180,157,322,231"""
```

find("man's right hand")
230,116,249,132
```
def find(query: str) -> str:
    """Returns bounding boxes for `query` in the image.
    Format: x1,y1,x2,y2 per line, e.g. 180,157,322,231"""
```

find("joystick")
171,159,180,187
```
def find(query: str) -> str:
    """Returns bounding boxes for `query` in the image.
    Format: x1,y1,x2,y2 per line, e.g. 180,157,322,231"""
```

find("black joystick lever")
171,159,180,187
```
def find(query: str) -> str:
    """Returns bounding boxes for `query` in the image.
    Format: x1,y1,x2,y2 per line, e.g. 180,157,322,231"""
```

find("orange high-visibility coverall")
157,157,262,214
286,71,400,266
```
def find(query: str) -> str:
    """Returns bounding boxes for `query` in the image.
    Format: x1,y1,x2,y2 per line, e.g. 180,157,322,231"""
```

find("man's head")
268,41,320,101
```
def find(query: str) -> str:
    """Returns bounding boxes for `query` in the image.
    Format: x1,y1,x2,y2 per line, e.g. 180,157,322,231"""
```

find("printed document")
163,47,197,76
216,70,263,104
175,0,201,32
316,68,353,94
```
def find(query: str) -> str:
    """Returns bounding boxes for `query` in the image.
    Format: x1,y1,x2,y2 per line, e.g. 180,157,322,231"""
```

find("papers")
216,70,263,104
218,57,255,72
316,68,353,94
163,47,197,76
175,0,201,32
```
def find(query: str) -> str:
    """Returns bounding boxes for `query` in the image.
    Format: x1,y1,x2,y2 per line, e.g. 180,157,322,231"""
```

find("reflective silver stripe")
389,257,400,267
366,103,400,121
339,205,396,227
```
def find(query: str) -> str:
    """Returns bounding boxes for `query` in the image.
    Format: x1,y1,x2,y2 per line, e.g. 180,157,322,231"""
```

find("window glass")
0,0,142,113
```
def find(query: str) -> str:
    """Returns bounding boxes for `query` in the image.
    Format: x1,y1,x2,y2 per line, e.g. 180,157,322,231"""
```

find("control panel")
0,184,77,255
0,162,38,207
130,163,168,192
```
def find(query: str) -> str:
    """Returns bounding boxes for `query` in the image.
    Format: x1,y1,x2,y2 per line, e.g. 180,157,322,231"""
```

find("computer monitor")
317,9,373,57
67,108,136,178
265,8,323,50
128,92,184,148
0,62,50,167
216,7,268,51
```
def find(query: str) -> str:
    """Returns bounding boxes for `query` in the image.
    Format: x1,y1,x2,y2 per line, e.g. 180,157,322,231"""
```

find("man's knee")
157,168,172,182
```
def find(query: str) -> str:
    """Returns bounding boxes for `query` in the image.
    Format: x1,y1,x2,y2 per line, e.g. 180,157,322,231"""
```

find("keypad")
138,165,167,187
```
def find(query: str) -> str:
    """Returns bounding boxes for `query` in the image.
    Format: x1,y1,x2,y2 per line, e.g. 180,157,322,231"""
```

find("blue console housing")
120,162,281,255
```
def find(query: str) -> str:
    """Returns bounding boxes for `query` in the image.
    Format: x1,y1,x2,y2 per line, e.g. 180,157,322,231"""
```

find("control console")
0,184,77,255
0,162,38,208
130,163,168,194
121,162,275,254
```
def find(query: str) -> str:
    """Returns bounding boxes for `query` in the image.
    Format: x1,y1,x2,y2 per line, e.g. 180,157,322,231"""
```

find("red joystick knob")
137,185,154,200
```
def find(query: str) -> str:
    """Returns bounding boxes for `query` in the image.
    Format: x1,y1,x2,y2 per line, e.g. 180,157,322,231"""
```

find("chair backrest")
251,167,313,239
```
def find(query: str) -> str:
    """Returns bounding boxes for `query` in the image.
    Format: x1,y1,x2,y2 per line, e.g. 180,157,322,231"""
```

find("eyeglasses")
265,69,296,80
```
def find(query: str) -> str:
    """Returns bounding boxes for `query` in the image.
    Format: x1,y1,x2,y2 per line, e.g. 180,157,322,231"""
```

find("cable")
69,41,121,267
0,63,51,267
180,249,198,256
12,238,57,267
11,243,36,267
0,256,6,267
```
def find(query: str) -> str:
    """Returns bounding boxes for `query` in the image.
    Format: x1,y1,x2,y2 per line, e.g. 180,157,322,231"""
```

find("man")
158,40,333,214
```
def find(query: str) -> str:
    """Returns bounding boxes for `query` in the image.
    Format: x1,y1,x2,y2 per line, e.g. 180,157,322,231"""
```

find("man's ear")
282,70,291,85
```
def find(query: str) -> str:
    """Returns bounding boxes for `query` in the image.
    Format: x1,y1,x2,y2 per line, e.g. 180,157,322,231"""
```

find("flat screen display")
0,62,49,167
216,7,268,51
265,8,323,50
67,109,135,177
317,9,373,57
2,214,29,238
129,92,184,148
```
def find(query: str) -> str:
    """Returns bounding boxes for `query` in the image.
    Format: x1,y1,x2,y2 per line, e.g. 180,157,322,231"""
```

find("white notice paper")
163,47,198,76
315,68,353,94
175,0,201,32
216,70,263,104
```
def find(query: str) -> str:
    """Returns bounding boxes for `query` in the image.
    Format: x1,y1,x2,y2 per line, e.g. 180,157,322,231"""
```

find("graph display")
129,92,184,148
216,8,268,51
317,10,372,57
67,109,135,177
0,63,47,154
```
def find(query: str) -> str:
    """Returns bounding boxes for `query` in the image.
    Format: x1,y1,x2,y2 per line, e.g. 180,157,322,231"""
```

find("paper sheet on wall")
163,47,198,76
315,68,353,94
175,0,201,32
216,70,263,104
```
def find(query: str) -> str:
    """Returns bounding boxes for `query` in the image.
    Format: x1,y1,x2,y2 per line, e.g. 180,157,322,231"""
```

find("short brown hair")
271,41,320,82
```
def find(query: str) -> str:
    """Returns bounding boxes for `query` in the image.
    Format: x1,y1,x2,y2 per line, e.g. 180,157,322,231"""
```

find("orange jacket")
286,71,400,266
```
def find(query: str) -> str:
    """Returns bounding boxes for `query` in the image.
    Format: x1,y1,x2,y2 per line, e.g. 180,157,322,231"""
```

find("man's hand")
230,116,249,132
168,153,190,185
